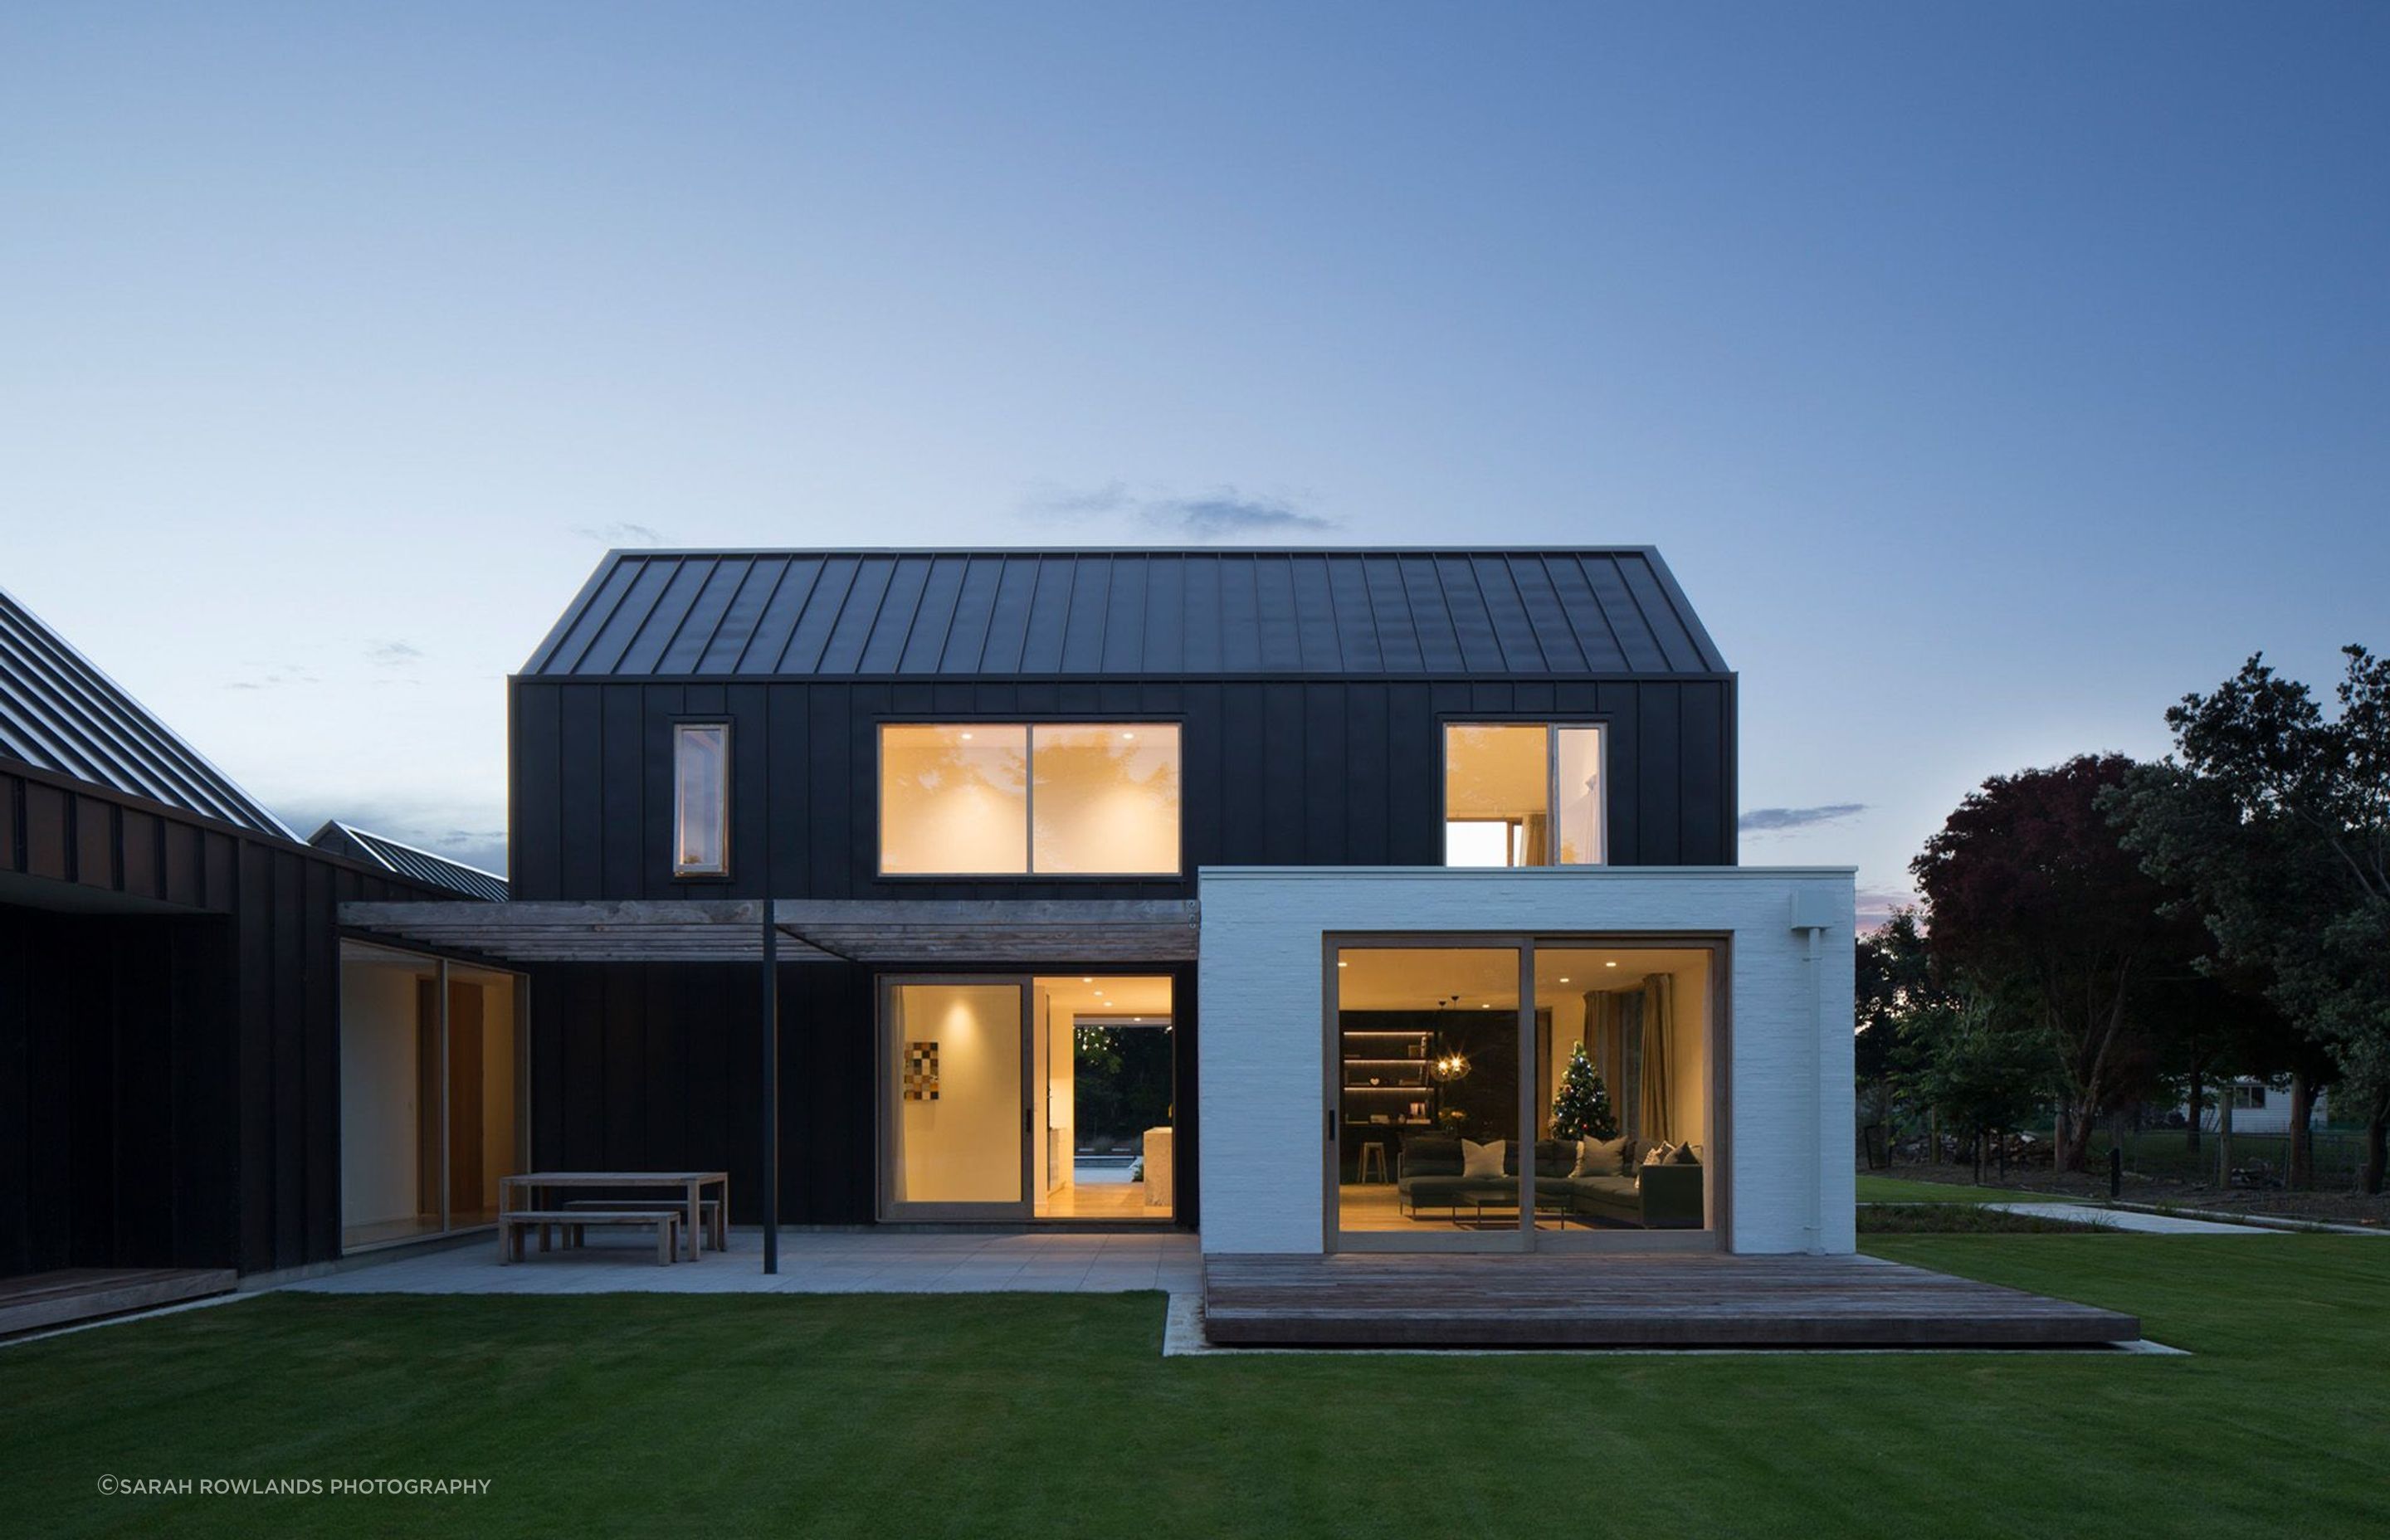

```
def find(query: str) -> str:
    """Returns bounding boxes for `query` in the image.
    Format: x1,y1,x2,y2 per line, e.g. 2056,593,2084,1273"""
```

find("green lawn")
6,1238,2388,1538
1857,1172,2043,1204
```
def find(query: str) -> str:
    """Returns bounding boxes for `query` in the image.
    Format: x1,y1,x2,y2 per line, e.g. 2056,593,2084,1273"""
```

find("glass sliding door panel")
887,982,1027,1211
1334,946,1524,1240
1532,946,1713,1236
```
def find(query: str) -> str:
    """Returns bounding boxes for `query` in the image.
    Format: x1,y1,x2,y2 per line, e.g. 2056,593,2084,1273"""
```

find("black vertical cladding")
510,674,1736,899
522,957,1199,1226
504,589,1735,1231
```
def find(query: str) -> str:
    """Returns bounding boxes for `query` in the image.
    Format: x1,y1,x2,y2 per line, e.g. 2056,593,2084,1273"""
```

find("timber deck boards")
0,1268,237,1338
1200,1252,2141,1347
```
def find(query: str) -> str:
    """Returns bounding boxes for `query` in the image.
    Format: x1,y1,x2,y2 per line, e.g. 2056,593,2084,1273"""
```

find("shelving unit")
1339,1030,1432,1178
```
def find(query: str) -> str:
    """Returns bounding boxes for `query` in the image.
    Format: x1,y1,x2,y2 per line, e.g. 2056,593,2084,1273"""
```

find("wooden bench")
563,1197,726,1251
500,1209,680,1266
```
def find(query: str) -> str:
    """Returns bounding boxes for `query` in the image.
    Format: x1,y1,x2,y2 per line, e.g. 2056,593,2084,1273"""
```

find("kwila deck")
0,1268,237,1338
1200,1252,2140,1348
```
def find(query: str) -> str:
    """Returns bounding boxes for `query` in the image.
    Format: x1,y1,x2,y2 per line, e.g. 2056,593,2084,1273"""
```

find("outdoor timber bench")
561,1197,726,1250
499,1171,730,1264
500,1207,680,1266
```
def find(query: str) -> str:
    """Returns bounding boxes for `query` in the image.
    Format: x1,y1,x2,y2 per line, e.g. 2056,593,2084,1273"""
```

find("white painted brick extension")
1196,866,1856,1257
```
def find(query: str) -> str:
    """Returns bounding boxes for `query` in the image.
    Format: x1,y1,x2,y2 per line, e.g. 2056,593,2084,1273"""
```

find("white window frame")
1440,721,1608,868
672,721,732,878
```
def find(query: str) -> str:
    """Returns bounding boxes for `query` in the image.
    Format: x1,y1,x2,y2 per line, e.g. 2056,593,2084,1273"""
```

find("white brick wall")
1195,866,1857,1257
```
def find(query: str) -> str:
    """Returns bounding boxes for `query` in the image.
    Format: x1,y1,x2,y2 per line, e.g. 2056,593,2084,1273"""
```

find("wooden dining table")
500,1171,728,1261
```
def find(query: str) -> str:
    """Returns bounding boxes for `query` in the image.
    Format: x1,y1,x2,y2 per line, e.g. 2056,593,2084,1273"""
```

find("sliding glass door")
1329,937,1718,1253
882,979,1033,1221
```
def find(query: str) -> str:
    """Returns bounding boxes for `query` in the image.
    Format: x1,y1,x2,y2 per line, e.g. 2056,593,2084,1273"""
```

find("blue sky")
4,3,2384,910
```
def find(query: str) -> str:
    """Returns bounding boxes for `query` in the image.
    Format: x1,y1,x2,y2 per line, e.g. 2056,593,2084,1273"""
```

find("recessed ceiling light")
1558,977,1571,983
1080,977,1093,983
1479,1003,1490,1009
1605,961,1618,968
959,731,973,740
1121,731,1136,740
1337,960,1349,967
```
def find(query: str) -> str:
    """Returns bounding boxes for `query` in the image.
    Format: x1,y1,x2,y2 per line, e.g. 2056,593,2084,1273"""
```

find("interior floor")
1337,1184,1596,1232
1036,1177,1163,1220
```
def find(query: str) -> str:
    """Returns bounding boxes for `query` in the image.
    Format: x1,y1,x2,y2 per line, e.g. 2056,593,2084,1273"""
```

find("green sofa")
1394,1136,1705,1230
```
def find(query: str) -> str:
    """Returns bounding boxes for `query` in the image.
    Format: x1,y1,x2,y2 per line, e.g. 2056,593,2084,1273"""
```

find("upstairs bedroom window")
1442,724,1605,867
879,724,1182,876
672,723,731,877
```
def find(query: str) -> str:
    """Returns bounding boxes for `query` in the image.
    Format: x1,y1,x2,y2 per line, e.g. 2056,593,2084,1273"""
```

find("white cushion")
1573,1137,1626,1178
1461,1138,1505,1178
1642,1142,1674,1166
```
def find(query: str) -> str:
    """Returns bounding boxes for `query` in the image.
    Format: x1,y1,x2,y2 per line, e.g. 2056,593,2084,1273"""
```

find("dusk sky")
5,4,2383,915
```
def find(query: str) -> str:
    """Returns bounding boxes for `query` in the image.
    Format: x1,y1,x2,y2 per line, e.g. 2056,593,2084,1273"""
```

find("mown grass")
1858,1172,2041,1204
1859,1202,2114,1235
4,1237,2388,1538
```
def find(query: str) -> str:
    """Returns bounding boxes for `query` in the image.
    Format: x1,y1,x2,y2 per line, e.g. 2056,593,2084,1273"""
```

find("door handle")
1326,1108,1338,1141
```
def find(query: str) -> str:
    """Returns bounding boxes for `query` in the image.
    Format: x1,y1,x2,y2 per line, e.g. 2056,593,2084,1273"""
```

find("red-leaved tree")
1912,754,2193,1172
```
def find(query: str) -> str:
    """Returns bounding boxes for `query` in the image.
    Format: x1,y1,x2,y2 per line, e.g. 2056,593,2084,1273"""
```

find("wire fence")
1861,1123,2374,1187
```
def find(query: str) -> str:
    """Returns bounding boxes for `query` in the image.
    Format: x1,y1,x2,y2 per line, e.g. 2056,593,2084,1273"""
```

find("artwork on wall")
902,1040,940,1101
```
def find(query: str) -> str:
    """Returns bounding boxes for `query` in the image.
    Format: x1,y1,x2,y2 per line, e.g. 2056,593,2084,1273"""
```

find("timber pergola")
336,897,1201,1272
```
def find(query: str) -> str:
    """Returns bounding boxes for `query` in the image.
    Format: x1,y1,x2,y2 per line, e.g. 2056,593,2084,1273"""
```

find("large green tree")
2109,647,2390,1192
1912,754,2196,1172
1855,909,1955,1162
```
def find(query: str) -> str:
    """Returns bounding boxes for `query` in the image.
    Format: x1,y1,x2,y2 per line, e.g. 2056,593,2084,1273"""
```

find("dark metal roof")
0,585,295,838
519,548,1729,679
310,821,510,903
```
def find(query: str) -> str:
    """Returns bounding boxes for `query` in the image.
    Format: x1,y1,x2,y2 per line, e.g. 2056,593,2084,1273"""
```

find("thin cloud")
1022,482,1339,539
1856,889,1912,931
573,521,666,545
1151,494,1337,537
368,640,423,668
1739,802,1868,833
223,661,319,691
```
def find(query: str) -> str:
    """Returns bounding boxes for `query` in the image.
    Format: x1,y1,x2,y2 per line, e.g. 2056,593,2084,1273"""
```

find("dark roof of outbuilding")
309,821,510,903
520,548,1727,679
0,585,296,838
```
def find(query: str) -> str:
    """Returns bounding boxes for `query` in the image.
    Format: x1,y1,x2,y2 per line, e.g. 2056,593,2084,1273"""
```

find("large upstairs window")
1443,723,1605,867
879,724,1181,876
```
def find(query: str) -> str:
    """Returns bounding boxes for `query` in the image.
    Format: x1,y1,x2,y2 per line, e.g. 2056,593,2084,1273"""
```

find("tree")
1549,1045,1618,1142
2108,648,2390,1192
1912,754,2193,1172
1855,909,1955,1164
1897,992,2054,1186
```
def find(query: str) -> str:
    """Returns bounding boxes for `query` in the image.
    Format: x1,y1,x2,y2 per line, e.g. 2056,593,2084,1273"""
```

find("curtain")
1586,988,1646,1139
1639,972,1675,1143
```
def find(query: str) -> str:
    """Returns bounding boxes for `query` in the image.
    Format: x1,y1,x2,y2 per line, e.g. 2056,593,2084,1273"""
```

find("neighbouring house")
0,586,468,1328
335,547,1858,1263
309,821,509,903
2186,1079,2330,1137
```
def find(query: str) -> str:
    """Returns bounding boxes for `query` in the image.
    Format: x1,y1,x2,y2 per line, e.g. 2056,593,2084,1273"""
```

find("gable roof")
308,821,510,902
520,548,1728,680
0,585,295,839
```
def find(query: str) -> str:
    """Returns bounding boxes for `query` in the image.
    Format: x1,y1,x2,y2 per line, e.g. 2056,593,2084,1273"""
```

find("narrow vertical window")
673,723,730,877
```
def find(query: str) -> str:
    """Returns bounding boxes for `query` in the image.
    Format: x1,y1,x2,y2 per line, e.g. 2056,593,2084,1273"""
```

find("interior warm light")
958,731,973,739
1121,731,1135,740
1558,976,1571,983
1605,960,1618,968
1081,977,1094,983
1337,960,1349,967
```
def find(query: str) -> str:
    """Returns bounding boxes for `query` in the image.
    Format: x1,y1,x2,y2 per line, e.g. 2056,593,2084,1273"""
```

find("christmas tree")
1550,1044,1618,1141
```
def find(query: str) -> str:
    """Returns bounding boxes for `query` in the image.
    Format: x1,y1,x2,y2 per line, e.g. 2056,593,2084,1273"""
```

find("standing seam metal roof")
308,821,510,903
0,585,295,838
520,548,1729,678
